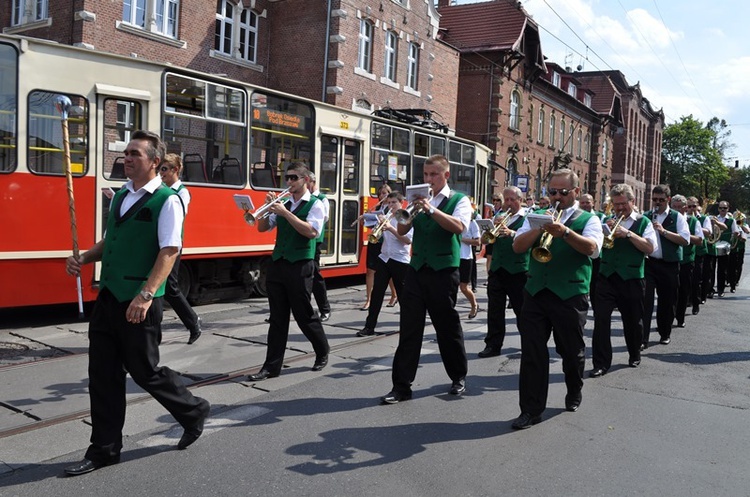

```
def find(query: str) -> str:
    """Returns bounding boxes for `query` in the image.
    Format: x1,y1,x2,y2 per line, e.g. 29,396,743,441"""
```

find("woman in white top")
460,217,481,318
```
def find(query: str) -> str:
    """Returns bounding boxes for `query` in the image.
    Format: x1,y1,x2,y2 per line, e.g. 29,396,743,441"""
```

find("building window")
537,109,545,144
215,1,258,63
528,103,534,138
559,118,565,151
12,0,48,26
568,83,577,98
602,139,608,165
123,0,179,38
384,30,398,82
584,132,591,161
358,20,374,73
576,129,582,158
568,124,574,154
509,89,521,130
549,114,555,148
406,42,419,90
552,71,561,88
584,94,592,107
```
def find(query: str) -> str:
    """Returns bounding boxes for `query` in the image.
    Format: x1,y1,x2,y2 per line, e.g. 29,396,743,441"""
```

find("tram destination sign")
253,107,307,131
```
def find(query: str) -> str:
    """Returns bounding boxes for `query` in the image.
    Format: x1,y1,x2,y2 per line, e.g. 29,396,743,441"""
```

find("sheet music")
475,219,495,231
405,183,430,203
233,194,254,211
526,212,555,230
362,212,380,228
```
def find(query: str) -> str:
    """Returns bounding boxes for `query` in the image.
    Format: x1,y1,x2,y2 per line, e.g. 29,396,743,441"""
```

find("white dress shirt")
650,207,690,259
517,201,604,258
268,191,325,236
117,176,184,249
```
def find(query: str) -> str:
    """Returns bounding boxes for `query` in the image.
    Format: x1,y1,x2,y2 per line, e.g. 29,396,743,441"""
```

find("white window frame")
549,114,556,148
12,0,48,26
358,19,374,73
509,90,520,130
406,42,419,91
602,139,608,165
568,83,577,98
584,133,591,161
552,71,561,88
122,0,179,39
238,8,258,63
537,109,545,144
576,130,583,158
384,30,398,83
568,124,574,154
559,118,566,151
584,94,592,107
212,1,262,70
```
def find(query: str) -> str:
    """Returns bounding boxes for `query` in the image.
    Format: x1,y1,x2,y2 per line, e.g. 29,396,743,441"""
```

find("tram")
0,34,491,308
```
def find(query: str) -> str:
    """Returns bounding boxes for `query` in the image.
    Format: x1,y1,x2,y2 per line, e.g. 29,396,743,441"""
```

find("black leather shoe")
676,322,686,328
629,359,641,367
640,342,649,351
565,392,582,412
477,346,501,358
178,401,209,450
188,316,202,344
730,287,736,293
692,306,699,315
511,412,541,429
380,391,412,405
449,380,466,395
311,355,328,371
320,312,331,322
248,369,278,381
589,368,607,378
356,327,375,337
718,293,725,298
64,457,119,476
660,337,671,345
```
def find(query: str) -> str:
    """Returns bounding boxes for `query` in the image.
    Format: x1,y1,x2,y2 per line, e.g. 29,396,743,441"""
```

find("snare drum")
715,240,731,256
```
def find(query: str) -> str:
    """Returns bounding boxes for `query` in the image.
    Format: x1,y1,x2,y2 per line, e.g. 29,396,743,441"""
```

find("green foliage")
660,115,730,202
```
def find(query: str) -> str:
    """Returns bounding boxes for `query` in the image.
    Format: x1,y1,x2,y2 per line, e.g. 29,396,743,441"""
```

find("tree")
660,115,729,202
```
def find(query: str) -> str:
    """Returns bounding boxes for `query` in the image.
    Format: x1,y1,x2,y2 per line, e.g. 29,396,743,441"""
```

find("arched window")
537,109,545,143
576,130,583,158
568,124,574,154
602,139,608,165
549,114,556,148
559,118,566,151
509,89,521,130
584,133,591,161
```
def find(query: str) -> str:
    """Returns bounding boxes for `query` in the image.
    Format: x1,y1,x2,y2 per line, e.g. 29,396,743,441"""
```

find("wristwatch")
563,228,571,239
426,206,435,216
626,231,632,239
139,290,154,301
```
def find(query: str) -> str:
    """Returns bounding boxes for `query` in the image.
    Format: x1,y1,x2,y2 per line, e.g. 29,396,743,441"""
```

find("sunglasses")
719,207,728,210
651,198,666,203
687,205,697,208
284,174,299,182
159,166,173,172
547,188,572,196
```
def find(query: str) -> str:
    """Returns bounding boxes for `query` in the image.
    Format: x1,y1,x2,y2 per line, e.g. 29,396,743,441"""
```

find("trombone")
368,212,393,243
244,188,292,225
602,215,626,249
531,202,563,263
480,208,513,245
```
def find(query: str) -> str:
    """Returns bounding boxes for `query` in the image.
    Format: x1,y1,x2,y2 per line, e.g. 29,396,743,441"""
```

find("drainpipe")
322,0,333,102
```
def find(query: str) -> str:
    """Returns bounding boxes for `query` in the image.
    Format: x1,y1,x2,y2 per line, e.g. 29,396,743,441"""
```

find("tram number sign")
340,121,349,130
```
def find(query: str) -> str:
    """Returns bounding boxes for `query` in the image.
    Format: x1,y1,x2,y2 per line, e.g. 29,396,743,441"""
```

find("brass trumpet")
368,212,393,243
731,211,746,249
602,215,626,249
394,200,428,225
480,208,513,245
531,202,563,263
244,188,291,225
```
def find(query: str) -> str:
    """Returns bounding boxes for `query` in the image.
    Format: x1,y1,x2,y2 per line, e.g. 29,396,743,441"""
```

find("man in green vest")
715,201,741,296
687,197,711,315
63,130,210,476
580,193,604,312
510,169,603,429
590,184,657,378
729,212,748,291
478,186,529,358
380,154,472,404
307,172,331,321
672,195,704,328
642,185,690,348
248,163,330,381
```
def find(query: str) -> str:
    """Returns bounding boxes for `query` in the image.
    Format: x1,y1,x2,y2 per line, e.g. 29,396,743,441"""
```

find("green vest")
681,216,698,263
719,218,735,243
489,214,529,274
410,192,464,271
312,191,327,245
645,209,682,262
600,215,649,280
272,197,318,262
732,235,746,253
696,215,708,257
525,209,594,300
100,186,175,302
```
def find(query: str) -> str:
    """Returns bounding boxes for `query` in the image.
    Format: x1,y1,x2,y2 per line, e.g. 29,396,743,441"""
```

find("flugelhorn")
602,215,626,249
706,215,725,244
531,202,563,263
244,188,291,225
481,208,513,244
368,212,393,243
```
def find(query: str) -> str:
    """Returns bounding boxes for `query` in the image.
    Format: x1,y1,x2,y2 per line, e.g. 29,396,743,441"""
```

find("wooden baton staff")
55,95,85,319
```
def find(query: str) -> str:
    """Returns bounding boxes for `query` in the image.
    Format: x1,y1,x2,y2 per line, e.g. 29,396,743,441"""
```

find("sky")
453,0,750,167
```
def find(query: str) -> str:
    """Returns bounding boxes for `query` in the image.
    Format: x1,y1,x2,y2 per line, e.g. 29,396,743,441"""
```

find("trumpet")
394,198,431,225
244,188,291,225
602,215,626,249
531,202,563,263
480,208,513,245
368,212,393,243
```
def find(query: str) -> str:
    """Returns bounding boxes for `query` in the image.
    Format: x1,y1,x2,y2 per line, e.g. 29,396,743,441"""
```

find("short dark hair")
161,153,182,172
387,191,404,202
286,162,311,178
131,130,165,162
652,184,671,197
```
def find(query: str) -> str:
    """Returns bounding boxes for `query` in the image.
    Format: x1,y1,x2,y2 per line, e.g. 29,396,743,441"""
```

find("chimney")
437,0,452,7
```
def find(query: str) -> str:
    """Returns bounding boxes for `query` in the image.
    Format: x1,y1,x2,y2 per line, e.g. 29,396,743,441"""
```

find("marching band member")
459,216,481,319
590,184,656,377
687,197,710,315
579,193,604,311
642,185,690,348
484,194,504,272
478,186,528,358
672,195,704,328
715,201,741,296
380,155,472,404
510,169,603,428
307,173,331,322
730,212,748,291
357,192,413,337
361,185,399,310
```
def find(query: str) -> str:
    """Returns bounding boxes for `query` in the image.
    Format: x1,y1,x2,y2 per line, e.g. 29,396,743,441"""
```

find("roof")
438,1,531,53
573,73,622,116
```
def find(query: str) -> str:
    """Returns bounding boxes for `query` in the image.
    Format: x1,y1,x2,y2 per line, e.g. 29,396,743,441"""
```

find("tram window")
103,99,141,180
392,127,410,153
430,137,446,157
0,43,18,173
448,141,462,164
371,149,408,193
414,133,429,157
342,139,360,194
371,123,390,149
27,91,88,176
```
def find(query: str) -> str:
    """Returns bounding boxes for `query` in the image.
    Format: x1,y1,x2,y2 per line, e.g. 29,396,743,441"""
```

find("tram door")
319,135,361,266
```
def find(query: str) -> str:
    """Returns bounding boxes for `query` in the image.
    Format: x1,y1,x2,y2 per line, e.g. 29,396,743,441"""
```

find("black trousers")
730,250,745,287
592,274,644,370
675,261,694,324
717,254,730,294
391,266,467,394
163,252,199,332
485,267,526,350
365,257,408,330
264,259,330,374
86,289,207,464
702,255,717,300
691,255,704,309
590,257,601,312
643,258,680,344
312,242,330,314
518,289,588,416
